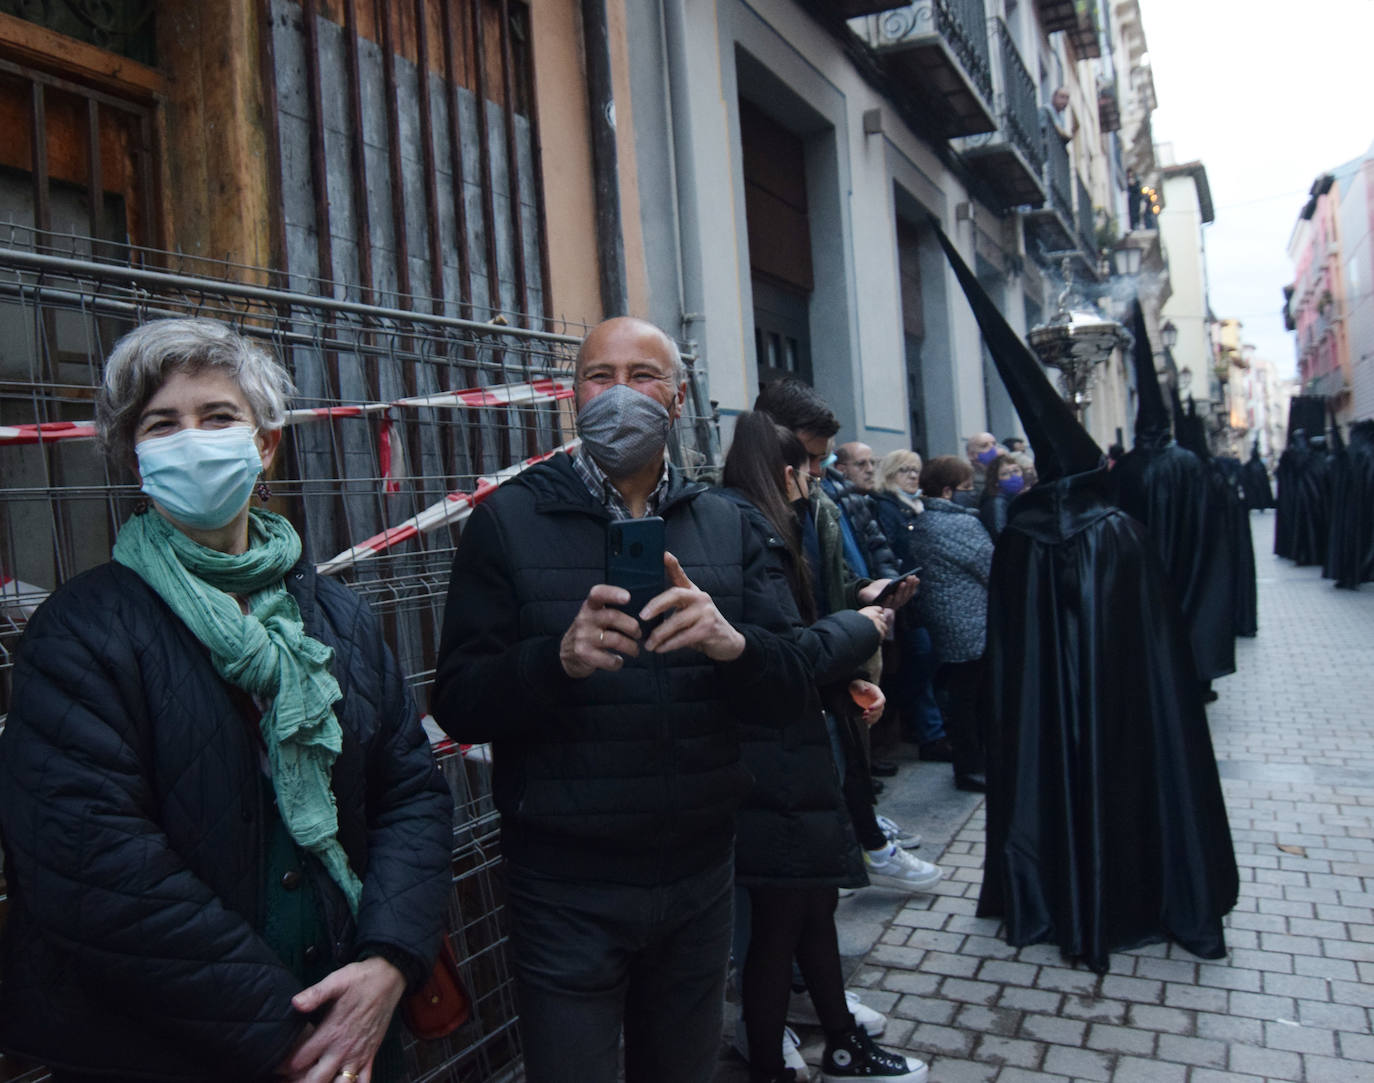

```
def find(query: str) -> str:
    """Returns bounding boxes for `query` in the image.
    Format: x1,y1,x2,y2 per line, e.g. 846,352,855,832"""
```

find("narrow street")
717,511,1374,1082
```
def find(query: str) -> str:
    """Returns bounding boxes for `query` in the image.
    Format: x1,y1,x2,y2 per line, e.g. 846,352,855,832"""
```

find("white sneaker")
786,988,887,1036
875,814,921,849
732,1012,810,1079
863,844,943,893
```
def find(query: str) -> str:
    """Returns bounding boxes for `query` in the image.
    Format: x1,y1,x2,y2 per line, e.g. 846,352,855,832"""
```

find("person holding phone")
720,412,933,1083
432,318,811,1083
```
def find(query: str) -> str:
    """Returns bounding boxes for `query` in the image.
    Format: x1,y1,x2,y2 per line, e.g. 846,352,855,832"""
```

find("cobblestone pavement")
716,512,1374,1082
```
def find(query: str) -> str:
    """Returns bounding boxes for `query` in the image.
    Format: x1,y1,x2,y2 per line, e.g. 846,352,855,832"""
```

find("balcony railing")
854,0,995,136
996,20,1042,178
1076,173,1097,259
1044,126,1073,223
953,18,1044,207
1034,0,1078,32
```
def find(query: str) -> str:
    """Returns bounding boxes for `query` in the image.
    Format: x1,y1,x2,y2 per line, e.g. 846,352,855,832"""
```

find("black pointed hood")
1131,303,1172,450
932,221,1102,482
1177,396,1211,461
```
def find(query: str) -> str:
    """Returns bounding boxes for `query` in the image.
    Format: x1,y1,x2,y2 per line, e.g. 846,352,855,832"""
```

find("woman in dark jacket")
978,453,1027,540
721,412,928,1083
0,319,453,1083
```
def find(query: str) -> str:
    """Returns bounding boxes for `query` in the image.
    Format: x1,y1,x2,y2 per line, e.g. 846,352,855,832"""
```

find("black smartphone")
605,517,666,620
874,567,921,605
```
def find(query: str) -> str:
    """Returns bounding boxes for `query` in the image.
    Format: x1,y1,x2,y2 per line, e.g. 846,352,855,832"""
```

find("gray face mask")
575,383,672,477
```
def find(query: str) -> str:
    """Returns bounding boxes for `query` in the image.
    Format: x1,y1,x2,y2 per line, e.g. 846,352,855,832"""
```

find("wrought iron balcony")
955,18,1046,208
1033,0,1078,33
1066,2,1101,59
1022,121,1075,257
1074,172,1100,273
852,0,996,137
822,0,912,13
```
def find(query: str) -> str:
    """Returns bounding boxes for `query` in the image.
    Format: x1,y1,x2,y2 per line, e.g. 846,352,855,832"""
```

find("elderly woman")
911,456,994,792
869,450,950,761
0,319,453,1083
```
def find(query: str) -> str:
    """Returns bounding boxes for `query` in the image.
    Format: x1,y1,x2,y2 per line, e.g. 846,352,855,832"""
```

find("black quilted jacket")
0,558,453,1081
719,490,877,889
431,454,813,886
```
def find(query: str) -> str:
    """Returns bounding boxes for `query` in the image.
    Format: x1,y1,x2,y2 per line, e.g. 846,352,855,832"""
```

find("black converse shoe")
820,1026,928,1082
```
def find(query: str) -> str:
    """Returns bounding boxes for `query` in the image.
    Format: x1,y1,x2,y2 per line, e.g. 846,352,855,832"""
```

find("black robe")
929,226,1237,975
978,468,1238,973
1110,443,1236,681
1240,448,1274,511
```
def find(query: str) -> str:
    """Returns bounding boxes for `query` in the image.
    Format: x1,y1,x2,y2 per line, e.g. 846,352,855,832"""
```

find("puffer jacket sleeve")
0,596,304,1076
796,610,883,687
431,501,576,743
714,507,815,726
343,588,454,991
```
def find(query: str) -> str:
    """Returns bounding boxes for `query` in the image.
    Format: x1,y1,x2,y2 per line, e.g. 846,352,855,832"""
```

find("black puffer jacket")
822,469,901,580
432,454,811,887
720,491,878,888
871,490,922,570
0,559,453,1081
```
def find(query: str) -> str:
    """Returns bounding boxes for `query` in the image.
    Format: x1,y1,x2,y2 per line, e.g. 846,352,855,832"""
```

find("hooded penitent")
1240,441,1275,511
933,223,1237,973
1110,307,1235,682
1276,396,1331,565
1172,393,1256,639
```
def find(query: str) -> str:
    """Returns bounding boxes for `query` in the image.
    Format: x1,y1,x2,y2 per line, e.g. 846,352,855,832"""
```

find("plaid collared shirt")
572,447,671,521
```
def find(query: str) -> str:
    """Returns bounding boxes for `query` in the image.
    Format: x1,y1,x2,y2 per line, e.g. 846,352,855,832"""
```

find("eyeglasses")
896,466,921,475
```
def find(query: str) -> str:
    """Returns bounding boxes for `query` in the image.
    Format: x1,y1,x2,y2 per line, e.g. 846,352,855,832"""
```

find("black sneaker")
820,1026,928,1082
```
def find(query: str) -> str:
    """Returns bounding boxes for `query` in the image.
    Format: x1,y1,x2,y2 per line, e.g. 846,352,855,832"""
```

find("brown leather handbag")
402,937,472,1040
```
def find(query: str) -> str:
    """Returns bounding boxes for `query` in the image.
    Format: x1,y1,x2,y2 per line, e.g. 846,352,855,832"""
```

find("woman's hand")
849,680,885,727
279,957,406,1082
857,605,889,638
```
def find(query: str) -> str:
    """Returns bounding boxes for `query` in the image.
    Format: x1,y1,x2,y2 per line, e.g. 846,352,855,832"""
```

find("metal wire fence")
0,227,720,1080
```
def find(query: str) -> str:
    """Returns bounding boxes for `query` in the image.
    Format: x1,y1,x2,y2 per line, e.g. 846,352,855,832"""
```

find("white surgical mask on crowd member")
575,382,671,478
136,424,264,529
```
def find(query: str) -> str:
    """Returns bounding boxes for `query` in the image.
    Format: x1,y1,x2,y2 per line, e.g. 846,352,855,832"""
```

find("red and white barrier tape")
0,379,573,446
1,573,50,621
0,421,96,445
315,438,580,576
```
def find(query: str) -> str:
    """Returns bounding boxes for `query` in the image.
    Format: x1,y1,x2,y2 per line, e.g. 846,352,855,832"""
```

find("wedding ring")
340,1072,359,1081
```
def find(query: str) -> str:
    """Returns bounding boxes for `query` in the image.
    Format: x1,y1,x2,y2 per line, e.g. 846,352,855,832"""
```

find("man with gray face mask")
432,317,811,1083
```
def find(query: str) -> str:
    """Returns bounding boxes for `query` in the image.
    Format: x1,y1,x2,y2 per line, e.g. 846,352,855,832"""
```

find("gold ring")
340,1073,359,1081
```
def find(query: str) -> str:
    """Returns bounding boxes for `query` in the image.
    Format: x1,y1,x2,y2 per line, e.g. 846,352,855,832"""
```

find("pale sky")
1138,0,1374,377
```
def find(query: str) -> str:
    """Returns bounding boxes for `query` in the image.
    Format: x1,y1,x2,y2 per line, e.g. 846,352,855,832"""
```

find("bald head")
576,317,684,386
835,441,877,492
967,432,997,462
574,316,686,423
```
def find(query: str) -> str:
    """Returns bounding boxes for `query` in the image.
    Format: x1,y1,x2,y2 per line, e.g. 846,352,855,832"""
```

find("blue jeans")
896,623,947,744
506,856,734,1083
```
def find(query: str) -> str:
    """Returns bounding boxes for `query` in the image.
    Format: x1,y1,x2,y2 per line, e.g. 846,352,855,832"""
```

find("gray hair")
876,448,922,493
95,318,294,470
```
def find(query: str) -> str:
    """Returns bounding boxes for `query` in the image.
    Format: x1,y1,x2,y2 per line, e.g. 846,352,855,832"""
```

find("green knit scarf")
113,508,362,914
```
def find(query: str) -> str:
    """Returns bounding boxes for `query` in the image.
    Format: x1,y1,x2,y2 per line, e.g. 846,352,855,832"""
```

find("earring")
256,480,272,503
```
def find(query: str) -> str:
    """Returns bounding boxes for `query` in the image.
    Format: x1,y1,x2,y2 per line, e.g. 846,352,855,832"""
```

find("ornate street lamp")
1160,319,1178,350
1028,260,1129,421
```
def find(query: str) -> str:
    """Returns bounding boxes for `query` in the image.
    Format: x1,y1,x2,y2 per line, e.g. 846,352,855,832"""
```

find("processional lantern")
1027,259,1128,421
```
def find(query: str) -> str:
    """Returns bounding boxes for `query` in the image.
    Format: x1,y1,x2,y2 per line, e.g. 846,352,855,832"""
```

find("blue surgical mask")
819,452,837,471
998,474,1026,497
976,447,999,465
136,425,264,529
